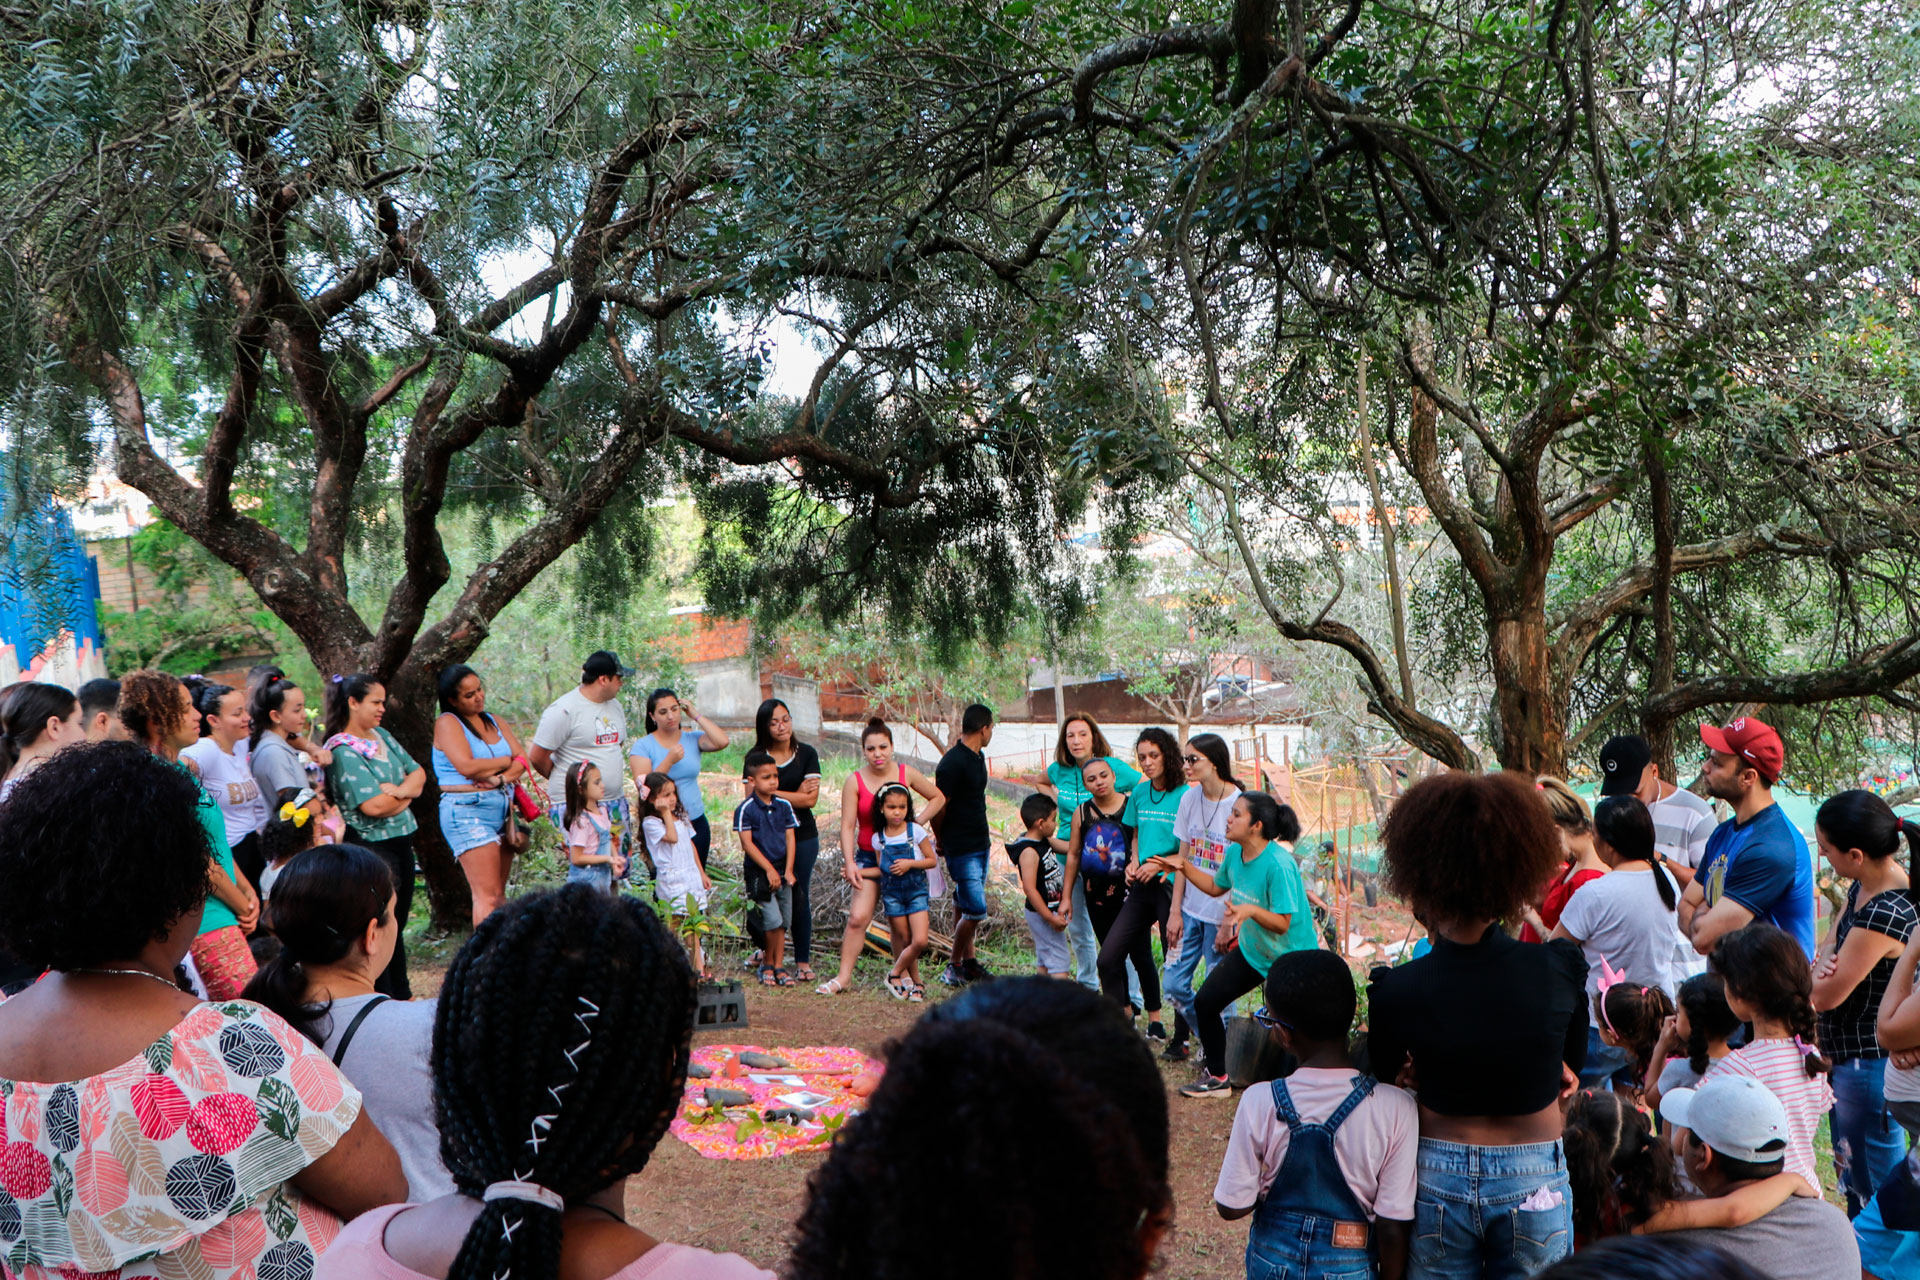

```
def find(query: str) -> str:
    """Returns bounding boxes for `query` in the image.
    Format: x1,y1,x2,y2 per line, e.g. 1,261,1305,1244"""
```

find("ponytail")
1593,795,1673,910
240,843,393,1043
1816,790,1914,865
322,673,380,741
249,677,300,750
1712,924,1832,1077
0,682,78,778
1677,972,1740,1077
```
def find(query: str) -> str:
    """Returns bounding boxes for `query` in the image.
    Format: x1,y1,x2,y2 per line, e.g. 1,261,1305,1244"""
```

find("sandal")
815,977,848,996
758,966,779,987
795,963,816,982
774,968,794,987
885,974,911,1001
908,984,925,1003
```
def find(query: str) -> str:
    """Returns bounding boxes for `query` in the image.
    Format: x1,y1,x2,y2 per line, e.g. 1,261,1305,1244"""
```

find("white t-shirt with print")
532,687,629,787
182,737,268,843
1173,785,1242,926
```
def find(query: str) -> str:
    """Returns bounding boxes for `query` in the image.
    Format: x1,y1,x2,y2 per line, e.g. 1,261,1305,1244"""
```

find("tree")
1076,580,1260,742
782,613,1031,755
978,0,1920,776
1,0,1127,922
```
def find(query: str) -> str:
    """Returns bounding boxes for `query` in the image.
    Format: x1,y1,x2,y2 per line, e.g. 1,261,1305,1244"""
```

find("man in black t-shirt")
934,703,995,986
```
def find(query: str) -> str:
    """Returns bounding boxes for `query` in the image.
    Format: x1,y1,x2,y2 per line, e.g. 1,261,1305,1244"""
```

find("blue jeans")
790,835,820,963
1165,908,1226,1044
1579,1024,1632,1088
1832,1056,1910,1217
1410,1138,1572,1280
945,848,989,921
1067,878,1142,1007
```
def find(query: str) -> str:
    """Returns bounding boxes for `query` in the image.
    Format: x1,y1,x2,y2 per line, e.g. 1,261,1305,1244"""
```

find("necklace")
1199,785,1234,832
71,966,183,991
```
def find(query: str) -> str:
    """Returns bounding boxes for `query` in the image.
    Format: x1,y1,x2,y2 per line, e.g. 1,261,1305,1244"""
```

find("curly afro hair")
790,978,1168,1280
0,739,212,969
1380,770,1566,925
118,668,191,746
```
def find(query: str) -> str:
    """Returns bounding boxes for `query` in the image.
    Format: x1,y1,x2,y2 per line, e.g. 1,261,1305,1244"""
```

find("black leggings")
1196,947,1265,1077
230,832,265,903
1098,878,1168,1014
352,831,415,1000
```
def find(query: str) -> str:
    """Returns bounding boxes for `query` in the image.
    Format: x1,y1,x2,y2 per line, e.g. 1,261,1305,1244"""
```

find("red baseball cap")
1699,716,1784,785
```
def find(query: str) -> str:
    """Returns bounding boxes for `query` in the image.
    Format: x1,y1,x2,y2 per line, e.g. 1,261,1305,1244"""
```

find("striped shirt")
1704,1039,1834,1186
1649,786,1715,869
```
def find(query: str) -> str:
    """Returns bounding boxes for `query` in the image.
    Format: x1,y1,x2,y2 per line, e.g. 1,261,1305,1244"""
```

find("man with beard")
1680,715,1816,958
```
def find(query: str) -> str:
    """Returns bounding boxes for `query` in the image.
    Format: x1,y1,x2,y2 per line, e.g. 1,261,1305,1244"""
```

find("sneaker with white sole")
1179,1072,1232,1099
939,963,968,988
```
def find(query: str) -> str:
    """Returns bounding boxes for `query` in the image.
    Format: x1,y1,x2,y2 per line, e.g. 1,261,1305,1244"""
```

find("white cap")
1659,1076,1791,1164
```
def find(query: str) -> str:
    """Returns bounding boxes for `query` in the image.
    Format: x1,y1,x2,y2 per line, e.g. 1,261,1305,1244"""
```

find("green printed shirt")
1217,842,1317,975
326,727,421,842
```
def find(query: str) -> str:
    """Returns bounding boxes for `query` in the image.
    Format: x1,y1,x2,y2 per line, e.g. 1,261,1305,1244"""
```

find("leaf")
262,1186,298,1241
144,1034,174,1075
255,1077,300,1145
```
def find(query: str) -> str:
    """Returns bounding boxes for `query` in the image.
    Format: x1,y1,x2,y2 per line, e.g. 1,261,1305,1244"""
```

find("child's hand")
887,861,906,876
701,874,713,892
613,853,630,876
1044,908,1068,929
767,869,784,888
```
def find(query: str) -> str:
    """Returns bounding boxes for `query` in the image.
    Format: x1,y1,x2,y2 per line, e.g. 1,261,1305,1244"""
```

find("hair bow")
636,780,650,801
279,802,311,827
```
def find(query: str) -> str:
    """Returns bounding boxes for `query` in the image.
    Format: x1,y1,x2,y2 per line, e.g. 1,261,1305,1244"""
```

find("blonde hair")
1535,775,1592,835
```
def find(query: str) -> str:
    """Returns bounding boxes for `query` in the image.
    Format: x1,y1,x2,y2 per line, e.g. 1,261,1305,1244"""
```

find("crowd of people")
0,649,1916,1280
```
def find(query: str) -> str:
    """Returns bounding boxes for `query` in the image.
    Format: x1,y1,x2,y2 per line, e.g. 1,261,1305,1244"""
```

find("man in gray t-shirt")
528,650,635,788
1661,1076,1860,1280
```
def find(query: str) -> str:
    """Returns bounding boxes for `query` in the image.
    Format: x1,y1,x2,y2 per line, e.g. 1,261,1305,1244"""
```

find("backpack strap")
331,995,392,1068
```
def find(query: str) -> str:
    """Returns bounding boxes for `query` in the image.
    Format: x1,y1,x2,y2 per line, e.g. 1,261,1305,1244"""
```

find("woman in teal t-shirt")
1097,727,1187,1038
1044,713,1142,992
1153,790,1313,1096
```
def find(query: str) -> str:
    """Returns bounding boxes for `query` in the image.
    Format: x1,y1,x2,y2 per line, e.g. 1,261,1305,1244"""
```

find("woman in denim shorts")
1367,771,1590,1279
432,664,529,927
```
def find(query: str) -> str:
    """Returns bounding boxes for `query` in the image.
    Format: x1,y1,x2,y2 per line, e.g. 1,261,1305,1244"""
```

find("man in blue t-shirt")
1681,715,1816,958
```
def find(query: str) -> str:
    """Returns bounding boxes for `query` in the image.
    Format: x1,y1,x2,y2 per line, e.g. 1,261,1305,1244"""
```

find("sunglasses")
1182,754,1202,765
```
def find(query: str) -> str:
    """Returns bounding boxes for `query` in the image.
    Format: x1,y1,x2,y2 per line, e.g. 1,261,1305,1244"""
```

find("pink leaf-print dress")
0,1002,362,1280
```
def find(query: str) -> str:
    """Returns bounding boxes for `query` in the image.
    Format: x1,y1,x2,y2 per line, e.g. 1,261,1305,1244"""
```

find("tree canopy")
6,0,1917,818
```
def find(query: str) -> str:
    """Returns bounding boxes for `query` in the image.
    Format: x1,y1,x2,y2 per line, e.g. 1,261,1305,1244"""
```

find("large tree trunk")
1489,609,1565,776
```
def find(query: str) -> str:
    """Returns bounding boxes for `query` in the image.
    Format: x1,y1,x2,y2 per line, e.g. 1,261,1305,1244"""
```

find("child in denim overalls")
1214,950,1420,1280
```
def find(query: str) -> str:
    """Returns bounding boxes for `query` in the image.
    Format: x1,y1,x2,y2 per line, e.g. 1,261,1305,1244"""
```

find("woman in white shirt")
182,676,270,895
1552,794,1685,1087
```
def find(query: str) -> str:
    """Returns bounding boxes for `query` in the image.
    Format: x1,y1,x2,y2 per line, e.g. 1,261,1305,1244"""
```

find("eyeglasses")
1252,1011,1294,1033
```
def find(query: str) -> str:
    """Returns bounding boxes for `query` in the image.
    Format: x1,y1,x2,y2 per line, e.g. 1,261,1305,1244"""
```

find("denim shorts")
1410,1138,1572,1280
945,848,990,921
440,791,510,857
882,870,930,919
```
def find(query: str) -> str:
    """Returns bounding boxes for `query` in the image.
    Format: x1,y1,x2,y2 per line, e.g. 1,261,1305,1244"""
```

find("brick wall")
86,537,224,615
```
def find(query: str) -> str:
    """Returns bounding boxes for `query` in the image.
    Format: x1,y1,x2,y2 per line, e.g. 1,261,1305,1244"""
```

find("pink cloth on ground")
316,1203,775,1280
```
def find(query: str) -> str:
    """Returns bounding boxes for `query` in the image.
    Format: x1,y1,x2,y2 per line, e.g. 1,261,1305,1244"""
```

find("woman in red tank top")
1520,776,1608,942
817,719,945,995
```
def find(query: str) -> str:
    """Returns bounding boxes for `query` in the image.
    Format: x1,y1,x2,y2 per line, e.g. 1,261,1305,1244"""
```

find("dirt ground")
625,978,1254,1280
408,957,1256,1279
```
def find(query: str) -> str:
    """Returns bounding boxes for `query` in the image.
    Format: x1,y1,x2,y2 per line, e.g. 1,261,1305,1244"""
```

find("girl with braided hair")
316,885,772,1280
1707,923,1834,1188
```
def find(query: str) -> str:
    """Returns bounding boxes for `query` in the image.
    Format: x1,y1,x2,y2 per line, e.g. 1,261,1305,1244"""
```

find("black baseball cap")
582,651,636,681
1598,734,1653,796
